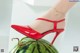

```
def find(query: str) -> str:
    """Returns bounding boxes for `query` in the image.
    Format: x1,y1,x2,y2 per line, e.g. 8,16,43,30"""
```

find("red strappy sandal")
11,18,65,45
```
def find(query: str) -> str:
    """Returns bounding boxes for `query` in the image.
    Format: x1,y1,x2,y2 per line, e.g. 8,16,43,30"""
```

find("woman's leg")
29,0,77,33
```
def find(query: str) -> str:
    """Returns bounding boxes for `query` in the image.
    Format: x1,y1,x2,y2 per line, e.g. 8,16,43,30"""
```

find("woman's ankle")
41,9,65,21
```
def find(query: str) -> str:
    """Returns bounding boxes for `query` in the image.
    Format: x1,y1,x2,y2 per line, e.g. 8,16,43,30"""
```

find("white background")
0,0,12,53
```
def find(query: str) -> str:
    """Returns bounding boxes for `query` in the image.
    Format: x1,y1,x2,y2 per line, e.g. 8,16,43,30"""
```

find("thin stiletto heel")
51,31,63,45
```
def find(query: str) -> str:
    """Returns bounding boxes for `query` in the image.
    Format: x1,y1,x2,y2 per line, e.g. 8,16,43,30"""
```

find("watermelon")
10,37,58,53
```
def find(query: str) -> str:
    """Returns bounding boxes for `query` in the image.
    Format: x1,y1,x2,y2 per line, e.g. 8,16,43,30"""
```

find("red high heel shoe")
11,18,65,45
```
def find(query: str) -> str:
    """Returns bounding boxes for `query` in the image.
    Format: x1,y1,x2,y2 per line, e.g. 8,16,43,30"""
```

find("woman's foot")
29,16,65,34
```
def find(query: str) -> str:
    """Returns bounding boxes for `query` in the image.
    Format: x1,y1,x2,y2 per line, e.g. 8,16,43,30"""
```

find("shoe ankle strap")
37,18,65,30
37,18,65,23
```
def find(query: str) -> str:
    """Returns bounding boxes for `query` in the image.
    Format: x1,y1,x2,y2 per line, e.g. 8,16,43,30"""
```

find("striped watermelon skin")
12,37,58,53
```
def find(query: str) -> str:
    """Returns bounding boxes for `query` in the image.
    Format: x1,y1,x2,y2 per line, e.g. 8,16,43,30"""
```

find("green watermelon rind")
11,37,58,53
